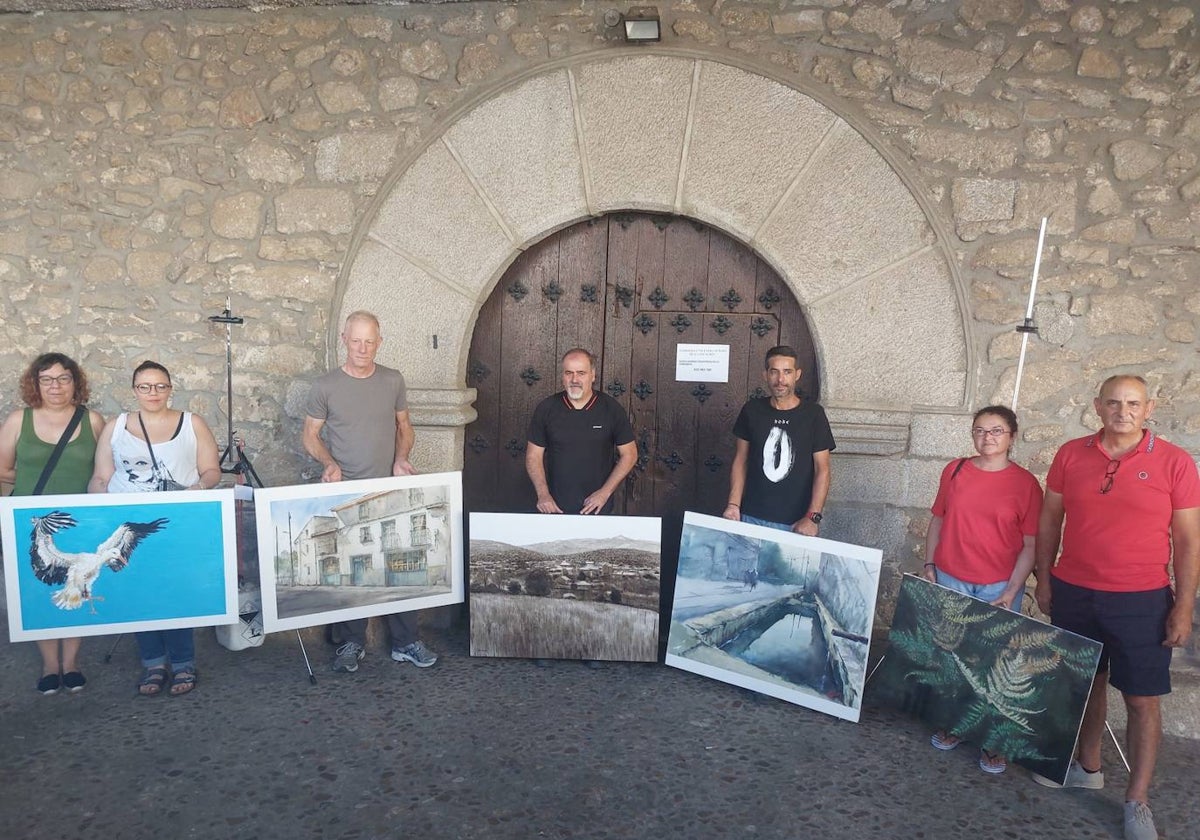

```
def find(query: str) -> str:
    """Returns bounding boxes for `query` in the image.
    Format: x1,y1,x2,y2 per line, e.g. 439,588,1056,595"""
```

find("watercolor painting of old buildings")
255,473,464,632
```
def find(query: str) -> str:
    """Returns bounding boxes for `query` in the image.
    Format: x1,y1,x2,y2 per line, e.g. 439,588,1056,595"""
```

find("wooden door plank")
463,279,505,511
601,217,639,514
707,231,757,316
745,310,782,402
555,218,608,361
649,217,708,520
661,217,710,315
695,314,755,517
603,216,638,417
496,238,559,512
652,300,702,523
634,215,667,312
626,216,665,516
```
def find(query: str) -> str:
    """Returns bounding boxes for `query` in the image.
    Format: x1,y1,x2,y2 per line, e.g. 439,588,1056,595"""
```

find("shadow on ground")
2,620,1197,840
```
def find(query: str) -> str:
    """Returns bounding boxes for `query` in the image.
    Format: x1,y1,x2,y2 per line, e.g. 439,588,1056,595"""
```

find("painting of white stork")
29,510,168,613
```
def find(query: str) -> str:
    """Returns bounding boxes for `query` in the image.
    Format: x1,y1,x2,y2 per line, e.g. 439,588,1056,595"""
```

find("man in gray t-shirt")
306,365,409,481
302,310,438,673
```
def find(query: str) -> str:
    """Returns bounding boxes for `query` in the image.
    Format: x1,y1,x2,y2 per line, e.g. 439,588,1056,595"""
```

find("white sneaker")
1031,759,1104,789
391,640,438,668
1123,801,1157,840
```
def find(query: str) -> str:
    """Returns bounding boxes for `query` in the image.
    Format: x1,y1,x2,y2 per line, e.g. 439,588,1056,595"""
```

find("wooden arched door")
464,213,819,524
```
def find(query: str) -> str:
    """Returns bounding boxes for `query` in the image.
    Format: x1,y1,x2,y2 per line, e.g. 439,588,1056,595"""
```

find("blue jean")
135,628,195,670
740,513,792,532
934,569,1016,611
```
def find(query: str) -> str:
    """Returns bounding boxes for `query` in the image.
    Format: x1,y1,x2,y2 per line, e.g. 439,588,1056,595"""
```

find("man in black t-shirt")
723,345,835,534
526,348,637,515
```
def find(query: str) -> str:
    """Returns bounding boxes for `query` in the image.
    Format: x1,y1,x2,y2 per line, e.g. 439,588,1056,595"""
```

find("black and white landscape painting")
469,513,662,662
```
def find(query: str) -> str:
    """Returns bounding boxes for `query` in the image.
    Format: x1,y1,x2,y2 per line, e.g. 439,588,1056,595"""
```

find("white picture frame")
665,511,883,722
469,512,663,661
253,472,464,633
1,489,238,642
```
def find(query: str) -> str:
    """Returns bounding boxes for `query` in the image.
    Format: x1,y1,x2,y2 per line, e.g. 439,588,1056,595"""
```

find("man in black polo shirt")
723,345,835,534
526,348,637,515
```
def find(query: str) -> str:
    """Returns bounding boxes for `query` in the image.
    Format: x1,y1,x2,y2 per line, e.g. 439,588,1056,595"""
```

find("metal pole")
1011,217,1047,411
288,512,296,585
296,630,317,685
1105,720,1132,773
224,317,235,458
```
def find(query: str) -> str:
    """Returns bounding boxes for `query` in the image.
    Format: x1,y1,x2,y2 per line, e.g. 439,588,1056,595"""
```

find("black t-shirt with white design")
732,398,836,526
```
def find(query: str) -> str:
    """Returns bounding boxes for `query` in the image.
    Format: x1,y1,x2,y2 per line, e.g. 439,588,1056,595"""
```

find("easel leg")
864,652,885,686
236,445,264,489
1105,719,1132,773
296,631,317,685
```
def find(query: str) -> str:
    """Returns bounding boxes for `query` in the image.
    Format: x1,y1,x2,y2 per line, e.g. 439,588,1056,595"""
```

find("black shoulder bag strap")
949,457,969,481
136,411,163,480
31,405,86,496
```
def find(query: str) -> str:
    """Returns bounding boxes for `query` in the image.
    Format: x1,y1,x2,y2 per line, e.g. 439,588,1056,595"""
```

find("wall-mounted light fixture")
622,7,662,42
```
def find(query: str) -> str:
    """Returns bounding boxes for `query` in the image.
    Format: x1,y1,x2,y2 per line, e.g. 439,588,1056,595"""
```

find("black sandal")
137,666,168,697
169,667,197,697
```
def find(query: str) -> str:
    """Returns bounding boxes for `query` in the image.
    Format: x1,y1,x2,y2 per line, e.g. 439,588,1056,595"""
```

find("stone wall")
1,1,1198,656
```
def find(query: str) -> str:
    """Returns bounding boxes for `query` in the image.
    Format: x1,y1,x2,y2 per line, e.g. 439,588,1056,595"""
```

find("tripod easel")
210,307,264,489
208,304,317,685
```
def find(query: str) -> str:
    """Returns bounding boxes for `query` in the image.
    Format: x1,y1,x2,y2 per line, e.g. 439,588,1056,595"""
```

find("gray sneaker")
331,642,364,673
1123,801,1157,840
391,640,438,668
1031,759,1104,789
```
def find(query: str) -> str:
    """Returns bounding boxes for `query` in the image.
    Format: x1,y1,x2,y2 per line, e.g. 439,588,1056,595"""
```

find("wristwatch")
808,511,823,524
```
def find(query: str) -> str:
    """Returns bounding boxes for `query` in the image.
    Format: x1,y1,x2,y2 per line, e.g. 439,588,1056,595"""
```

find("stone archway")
334,50,972,470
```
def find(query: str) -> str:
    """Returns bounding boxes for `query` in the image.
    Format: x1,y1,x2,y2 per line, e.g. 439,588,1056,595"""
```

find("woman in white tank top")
89,361,221,697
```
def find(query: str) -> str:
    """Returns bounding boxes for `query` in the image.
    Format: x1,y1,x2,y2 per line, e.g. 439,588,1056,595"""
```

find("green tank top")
12,407,97,496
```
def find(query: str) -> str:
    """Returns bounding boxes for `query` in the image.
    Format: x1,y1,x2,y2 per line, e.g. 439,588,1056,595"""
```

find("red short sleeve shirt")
1046,431,1200,591
931,459,1043,585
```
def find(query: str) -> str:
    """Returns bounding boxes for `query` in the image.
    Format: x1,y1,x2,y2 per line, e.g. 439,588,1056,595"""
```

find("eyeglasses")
971,427,1010,438
38,374,74,387
1100,459,1121,494
134,383,173,394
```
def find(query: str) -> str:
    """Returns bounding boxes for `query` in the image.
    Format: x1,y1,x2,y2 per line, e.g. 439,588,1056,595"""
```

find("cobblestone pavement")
3,621,1197,840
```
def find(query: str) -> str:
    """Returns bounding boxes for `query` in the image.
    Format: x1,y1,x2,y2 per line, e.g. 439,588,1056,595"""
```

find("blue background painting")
13,500,228,631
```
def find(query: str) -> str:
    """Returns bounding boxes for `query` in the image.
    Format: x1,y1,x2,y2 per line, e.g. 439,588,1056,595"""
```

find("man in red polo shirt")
1033,375,1200,840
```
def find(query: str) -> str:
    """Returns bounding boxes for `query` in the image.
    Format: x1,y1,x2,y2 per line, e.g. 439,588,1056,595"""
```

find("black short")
1049,576,1174,697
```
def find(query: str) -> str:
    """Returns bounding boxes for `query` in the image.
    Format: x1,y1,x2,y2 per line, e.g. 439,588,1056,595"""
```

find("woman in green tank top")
0,353,106,695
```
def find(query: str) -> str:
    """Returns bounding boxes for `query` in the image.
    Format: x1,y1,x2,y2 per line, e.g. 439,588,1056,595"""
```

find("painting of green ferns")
870,575,1102,784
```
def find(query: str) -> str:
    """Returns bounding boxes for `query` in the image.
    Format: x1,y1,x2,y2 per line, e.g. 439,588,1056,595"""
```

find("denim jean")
934,568,1016,611
135,628,196,670
740,513,792,532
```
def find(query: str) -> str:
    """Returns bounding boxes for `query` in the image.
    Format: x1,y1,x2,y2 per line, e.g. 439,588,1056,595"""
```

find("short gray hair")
561,347,596,369
343,310,381,332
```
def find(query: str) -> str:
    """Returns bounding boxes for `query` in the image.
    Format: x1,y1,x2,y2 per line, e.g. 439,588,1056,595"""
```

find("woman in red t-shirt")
922,405,1043,775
